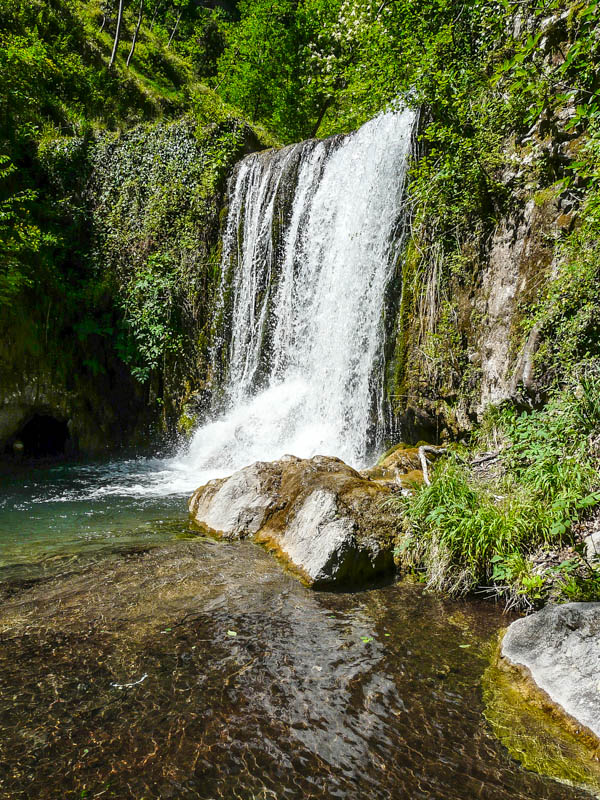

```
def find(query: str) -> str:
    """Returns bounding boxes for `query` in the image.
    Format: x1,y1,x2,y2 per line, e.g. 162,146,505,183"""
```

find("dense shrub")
397,375,600,606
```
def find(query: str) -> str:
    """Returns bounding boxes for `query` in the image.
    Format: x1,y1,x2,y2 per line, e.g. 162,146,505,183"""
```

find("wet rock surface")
360,443,424,489
189,455,397,587
502,602,600,741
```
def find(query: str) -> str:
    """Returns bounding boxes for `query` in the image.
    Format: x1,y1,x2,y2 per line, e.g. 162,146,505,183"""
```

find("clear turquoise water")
0,460,595,800
0,459,193,571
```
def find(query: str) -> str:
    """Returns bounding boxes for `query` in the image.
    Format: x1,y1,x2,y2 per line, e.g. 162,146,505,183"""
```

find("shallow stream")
0,460,594,799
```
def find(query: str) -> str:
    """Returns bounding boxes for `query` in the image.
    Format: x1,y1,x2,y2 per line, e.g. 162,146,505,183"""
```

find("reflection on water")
0,539,592,800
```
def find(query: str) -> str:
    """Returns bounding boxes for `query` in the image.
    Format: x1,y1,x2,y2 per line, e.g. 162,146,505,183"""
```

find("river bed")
0,460,594,799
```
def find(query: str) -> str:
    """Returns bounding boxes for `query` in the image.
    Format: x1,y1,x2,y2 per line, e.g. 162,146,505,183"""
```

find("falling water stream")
0,108,416,564
162,106,416,492
205,108,413,466
0,108,594,799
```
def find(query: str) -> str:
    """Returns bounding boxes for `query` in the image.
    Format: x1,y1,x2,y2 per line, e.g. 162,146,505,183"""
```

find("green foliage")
0,155,40,306
79,114,250,394
116,253,183,382
0,0,254,408
399,461,521,573
213,0,519,147
548,547,600,603
397,376,600,605
493,0,600,131
0,0,222,342
212,0,548,238
530,130,600,382
0,0,160,159
180,8,227,79
216,0,314,141
385,0,600,427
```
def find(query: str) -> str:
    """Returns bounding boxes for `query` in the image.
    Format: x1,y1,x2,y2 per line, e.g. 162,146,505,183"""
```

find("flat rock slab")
189,455,398,588
502,603,600,740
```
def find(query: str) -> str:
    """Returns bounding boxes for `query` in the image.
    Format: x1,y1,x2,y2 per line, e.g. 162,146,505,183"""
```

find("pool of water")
0,461,594,800
0,459,195,571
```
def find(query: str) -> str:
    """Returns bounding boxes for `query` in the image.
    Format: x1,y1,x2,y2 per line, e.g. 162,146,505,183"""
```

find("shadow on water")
0,538,594,800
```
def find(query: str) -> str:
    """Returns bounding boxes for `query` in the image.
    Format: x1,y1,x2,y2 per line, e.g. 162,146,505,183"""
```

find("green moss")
177,411,197,437
482,642,600,797
533,185,558,208
389,236,421,407
376,442,412,465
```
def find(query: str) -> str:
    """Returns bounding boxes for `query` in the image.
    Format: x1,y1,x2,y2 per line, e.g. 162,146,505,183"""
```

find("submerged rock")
501,603,600,743
484,639,600,796
189,455,398,588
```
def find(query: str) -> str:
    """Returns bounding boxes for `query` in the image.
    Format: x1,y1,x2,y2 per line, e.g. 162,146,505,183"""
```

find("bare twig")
418,445,447,486
470,451,501,467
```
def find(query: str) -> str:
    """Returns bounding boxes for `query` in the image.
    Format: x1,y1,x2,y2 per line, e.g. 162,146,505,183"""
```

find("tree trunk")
167,9,182,48
311,96,333,138
127,0,144,67
108,0,125,69
99,0,111,32
151,0,163,28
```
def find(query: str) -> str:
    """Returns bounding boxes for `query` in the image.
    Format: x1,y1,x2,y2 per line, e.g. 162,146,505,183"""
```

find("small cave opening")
17,414,71,459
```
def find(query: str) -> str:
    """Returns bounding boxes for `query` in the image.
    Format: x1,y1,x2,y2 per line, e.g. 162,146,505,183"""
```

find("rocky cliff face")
387,98,582,444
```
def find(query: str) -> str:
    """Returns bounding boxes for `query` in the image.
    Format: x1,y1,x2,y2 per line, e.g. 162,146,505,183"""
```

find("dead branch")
418,445,447,486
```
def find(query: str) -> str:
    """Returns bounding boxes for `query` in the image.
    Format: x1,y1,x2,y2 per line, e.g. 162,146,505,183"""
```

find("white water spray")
170,105,416,488
97,106,416,497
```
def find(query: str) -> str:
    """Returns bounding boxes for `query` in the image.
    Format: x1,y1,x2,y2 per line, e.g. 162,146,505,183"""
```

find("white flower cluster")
305,0,376,77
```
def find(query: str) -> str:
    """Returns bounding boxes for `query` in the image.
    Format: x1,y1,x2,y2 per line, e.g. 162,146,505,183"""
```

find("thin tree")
127,0,144,67
99,0,111,33
150,0,164,29
109,0,125,68
167,7,182,48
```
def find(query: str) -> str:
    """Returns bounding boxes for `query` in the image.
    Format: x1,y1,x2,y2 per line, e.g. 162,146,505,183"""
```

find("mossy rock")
189,455,400,588
482,637,600,797
397,469,425,488
372,443,423,474
377,442,413,463
177,411,196,437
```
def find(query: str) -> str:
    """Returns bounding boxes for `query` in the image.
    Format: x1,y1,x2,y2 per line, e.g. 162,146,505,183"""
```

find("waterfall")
169,106,416,490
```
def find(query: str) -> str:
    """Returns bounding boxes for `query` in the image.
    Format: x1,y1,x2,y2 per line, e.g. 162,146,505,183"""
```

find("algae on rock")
483,637,600,798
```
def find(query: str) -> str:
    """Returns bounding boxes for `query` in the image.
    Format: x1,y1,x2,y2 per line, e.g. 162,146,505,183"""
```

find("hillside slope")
0,0,265,453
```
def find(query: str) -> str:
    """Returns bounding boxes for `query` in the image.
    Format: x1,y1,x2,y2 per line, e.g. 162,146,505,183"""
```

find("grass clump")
396,374,600,607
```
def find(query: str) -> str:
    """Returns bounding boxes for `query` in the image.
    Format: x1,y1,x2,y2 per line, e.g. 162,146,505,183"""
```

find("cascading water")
84,106,416,498
164,105,417,491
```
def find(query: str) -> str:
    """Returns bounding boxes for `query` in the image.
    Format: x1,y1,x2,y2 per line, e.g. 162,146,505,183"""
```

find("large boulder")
189,455,398,588
501,603,600,742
